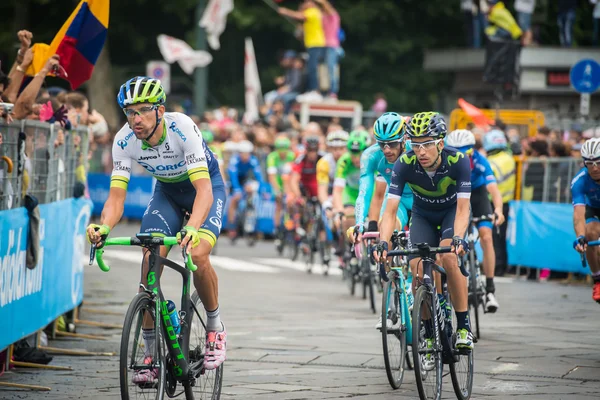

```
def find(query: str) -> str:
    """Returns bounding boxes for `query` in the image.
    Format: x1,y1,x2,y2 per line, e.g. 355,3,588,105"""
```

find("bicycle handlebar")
353,231,380,259
580,239,600,268
376,243,469,282
89,234,198,273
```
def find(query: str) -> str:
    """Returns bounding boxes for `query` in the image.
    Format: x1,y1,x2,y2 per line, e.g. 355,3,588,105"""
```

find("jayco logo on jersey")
138,160,186,173
138,155,159,161
169,122,186,142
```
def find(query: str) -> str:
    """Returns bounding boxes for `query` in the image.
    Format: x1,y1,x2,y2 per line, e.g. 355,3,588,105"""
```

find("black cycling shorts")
407,204,456,260
585,206,600,223
470,185,493,229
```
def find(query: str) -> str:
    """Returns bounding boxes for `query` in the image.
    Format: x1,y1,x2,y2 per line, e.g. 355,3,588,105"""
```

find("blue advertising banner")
89,172,276,234
507,201,589,273
0,198,93,351
88,173,155,219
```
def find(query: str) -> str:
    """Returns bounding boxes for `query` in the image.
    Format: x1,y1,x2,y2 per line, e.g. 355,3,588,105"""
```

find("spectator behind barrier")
484,0,523,42
558,0,577,47
515,0,536,45
523,139,549,202
593,0,600,46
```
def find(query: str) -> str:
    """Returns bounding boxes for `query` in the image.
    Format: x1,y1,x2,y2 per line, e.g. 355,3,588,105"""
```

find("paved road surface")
2,222,599,399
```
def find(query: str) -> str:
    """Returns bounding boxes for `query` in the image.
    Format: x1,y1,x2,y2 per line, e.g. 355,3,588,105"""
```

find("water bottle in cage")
166,300,181,335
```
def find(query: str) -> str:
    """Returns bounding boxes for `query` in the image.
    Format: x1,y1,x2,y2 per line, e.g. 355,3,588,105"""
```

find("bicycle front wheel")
120,292,166,400
381,277,406,389
449,338,474,400
412,286,443,400
184,291,223,400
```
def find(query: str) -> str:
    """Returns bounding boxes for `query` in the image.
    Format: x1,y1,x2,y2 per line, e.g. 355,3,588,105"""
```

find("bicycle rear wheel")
184,291,223,400
381,276,406,389
412,286,443,400
120,292,166,400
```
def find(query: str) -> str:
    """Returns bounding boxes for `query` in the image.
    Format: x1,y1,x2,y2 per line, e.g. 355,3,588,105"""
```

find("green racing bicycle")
89,232,223,400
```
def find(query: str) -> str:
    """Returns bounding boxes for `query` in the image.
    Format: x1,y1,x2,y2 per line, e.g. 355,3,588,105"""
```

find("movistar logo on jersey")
408,176,456,197
138,160,186,173
401,153,417,164
447,152,464,165
169,122,186,142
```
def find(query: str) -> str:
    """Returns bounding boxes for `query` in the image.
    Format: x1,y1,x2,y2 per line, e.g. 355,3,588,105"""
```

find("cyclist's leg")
438,205,473,348
472,186,498,310
187,184,227,369
399,189,413,230
584,207,600,302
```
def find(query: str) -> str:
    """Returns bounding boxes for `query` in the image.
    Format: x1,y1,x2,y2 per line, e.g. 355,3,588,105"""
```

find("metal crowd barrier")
0,120,89,210
513,156,582,204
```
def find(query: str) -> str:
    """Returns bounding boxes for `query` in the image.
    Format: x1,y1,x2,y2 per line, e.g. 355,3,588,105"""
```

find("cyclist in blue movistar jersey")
86,77,227,379
375,111,474,353
445,129,504,313
572,138,600,303
348,112,414,243
226,140,266,234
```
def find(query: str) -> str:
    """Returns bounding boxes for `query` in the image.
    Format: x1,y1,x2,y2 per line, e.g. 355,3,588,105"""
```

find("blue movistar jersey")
571,167,600,208
389,148,471,211
470,150,496,190
227,154,264,193
355,143,413,224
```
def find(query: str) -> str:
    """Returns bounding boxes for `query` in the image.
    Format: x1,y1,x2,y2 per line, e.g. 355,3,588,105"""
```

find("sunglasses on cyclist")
585,160,600,168
377,140,403,150
123,105,157,119
412,139,442,152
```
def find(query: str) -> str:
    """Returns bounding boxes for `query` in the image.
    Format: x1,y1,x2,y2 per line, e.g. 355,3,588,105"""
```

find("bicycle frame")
143,244,199,382
91,234,201,383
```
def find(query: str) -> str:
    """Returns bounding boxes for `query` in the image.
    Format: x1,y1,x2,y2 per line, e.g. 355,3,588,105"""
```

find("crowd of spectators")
0,29,111,209
462,0,600,48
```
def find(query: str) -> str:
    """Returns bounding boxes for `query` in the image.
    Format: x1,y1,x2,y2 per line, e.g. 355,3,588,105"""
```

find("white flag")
244,38,263,123
199,0,234,50
157,34,213,75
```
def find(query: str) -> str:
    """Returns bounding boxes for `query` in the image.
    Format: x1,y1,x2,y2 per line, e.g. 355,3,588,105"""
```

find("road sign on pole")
146,61,171,94
570,59,600,117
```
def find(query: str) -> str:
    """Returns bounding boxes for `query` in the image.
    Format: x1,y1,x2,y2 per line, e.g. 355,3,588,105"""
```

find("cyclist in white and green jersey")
86,77,227,382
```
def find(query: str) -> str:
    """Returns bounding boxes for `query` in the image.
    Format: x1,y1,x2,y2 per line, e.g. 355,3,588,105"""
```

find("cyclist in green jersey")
333,133,368,236
267,136,296,239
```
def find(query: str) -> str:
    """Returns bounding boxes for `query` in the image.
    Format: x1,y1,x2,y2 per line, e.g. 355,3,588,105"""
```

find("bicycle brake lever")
89,244,96,266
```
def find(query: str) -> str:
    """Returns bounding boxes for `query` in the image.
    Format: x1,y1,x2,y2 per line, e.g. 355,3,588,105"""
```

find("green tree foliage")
0,0,597,113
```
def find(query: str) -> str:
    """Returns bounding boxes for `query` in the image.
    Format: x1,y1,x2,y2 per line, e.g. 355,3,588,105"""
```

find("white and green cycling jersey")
110,112,223,189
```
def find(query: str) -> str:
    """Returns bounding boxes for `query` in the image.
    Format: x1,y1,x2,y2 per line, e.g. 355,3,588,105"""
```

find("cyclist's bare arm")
332,184,343,212
367,179,387,223
187,178,213,230
486,182,504,224
573,205,586,238
290,172,302,199
99,187,126,230
379,196,400,247
317,182,329,205
268,173,280,195
454,197,470,240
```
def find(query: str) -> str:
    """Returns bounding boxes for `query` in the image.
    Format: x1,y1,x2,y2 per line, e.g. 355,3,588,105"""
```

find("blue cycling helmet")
483,129,508,152
373,112,406,142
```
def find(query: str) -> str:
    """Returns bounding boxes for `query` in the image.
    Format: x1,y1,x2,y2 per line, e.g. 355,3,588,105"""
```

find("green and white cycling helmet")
117,76,166,109
274,136,291,150
350,129,372,146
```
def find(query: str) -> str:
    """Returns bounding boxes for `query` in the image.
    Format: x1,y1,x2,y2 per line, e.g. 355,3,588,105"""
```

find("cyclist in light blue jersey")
572,138,600,303
349,112,414,243
445,129,504,313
